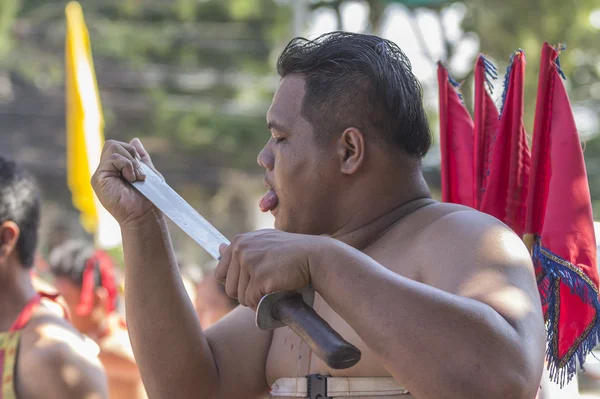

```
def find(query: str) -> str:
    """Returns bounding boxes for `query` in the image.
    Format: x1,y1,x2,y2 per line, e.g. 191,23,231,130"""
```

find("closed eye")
275,137,285,144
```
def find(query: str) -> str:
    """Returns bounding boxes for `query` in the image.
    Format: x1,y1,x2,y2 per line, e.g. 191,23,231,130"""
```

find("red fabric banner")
437,62,474,207
473,55,500,210
525,43,600,384
480,51,531,237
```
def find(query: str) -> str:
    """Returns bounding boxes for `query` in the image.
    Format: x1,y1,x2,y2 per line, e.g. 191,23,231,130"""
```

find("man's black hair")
48,240,99,286
277,31,431,158
0,157,41,268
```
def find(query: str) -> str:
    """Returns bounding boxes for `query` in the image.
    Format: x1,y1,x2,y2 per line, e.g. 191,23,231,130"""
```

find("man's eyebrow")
267,121,290,134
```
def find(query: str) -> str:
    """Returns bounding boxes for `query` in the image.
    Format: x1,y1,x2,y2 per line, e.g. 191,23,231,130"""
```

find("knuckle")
238,248,252,264
246,262,257,277
225,286,237,299
106,140,121,152
249,296,260,310
263,281,275,294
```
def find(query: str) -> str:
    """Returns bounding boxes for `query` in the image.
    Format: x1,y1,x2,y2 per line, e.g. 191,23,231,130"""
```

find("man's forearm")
310,239,531,399
121,209,220,398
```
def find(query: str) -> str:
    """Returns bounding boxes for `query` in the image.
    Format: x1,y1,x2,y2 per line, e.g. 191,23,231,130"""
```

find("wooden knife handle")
271,294,361,369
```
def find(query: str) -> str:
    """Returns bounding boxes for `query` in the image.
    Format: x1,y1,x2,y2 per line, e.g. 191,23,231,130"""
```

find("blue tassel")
499,49,524,118
532,240,600,387
448,74,460,88
446,70,465,104
480,55,498,94
554,56,567,81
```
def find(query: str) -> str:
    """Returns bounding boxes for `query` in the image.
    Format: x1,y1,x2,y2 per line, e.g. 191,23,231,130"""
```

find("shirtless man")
0,157,108,399
91,32,545,398
48,240,147,399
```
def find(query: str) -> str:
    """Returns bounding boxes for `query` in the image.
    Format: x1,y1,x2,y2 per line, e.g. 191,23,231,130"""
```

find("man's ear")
0,221,20,261
336,127,366,175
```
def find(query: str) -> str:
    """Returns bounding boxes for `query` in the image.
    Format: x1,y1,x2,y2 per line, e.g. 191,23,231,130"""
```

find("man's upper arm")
18,320,108,399
206,305,273,399
421,210,545,342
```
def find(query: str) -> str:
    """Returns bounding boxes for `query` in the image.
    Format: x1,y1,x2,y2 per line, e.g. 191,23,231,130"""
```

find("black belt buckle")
307,374,331,399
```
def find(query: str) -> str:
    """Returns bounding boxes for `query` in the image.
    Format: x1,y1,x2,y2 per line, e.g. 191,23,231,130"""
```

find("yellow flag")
65,1,104,235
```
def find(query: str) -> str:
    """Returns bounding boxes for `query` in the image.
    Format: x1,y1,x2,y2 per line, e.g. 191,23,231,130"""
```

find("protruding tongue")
259,189,279,212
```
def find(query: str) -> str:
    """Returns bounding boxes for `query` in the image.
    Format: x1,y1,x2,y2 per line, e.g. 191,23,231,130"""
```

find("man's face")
258,75,340,235
53,276,91,333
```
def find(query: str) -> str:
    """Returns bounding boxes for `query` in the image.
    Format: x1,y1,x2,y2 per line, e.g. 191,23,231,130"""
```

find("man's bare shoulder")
417,203,525,256
384,201,533,289
17,309,108,399
407,203,535,297
388,201,519,250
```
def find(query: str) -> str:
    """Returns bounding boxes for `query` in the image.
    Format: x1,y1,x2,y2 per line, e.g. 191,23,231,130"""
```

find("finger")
102,141,145,179
129,138,164,181
104,140,141,163
219,243,229,259
214,245,233,284
105,153,137,182
237,269,250,307
245,280,265,311
224,254,241,299
130,138,149,161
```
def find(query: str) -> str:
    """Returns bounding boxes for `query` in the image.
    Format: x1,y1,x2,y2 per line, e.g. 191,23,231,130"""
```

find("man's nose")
257,144,274,171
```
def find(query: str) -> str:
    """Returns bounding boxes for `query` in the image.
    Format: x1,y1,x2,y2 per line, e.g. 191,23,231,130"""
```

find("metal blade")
130,162,229,260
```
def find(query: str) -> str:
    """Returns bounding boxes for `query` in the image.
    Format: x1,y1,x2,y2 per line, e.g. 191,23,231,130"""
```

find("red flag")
473,55,500,210
437,62,474,207
525,43,600,385
480,51,531,237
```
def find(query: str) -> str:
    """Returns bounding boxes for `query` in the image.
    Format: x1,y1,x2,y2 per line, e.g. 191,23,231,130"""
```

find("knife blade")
129,162,361,369
132,163,227,261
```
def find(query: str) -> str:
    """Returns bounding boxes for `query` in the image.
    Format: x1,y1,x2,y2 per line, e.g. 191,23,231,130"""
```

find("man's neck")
0,266,37,331
331,170,431,250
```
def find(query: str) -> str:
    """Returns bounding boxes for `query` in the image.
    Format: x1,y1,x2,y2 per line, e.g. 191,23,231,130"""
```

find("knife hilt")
258,292,361,369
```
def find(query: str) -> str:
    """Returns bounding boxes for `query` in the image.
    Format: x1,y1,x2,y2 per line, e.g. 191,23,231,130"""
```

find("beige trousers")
270,377,409,397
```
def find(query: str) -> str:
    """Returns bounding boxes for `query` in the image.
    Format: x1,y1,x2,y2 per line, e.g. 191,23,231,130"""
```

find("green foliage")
0,0,21,58
0,0,290,172
1,0,599,214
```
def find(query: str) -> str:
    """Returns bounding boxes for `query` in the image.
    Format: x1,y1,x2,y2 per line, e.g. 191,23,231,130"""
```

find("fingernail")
137,167,145,177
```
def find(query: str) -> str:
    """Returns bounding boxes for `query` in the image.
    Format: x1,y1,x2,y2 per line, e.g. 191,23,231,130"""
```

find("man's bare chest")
264,243,423,393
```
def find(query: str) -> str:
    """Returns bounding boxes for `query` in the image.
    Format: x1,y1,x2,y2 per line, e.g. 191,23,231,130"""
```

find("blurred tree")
0,0,293,261
1,0,599,213
463,0,600,211
0,0,292,170
309,0,600,212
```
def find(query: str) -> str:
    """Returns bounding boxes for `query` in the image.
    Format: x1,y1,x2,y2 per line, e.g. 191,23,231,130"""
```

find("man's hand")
214,229,320,309
91,138,162,226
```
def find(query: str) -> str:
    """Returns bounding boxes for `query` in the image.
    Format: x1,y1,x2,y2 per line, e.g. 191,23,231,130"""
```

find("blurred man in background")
178,258,238,328
0,156,108,398
48,240,147,399
194,273,238,328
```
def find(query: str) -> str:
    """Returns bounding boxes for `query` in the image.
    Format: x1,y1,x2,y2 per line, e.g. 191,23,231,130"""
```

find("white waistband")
270,377,409,397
